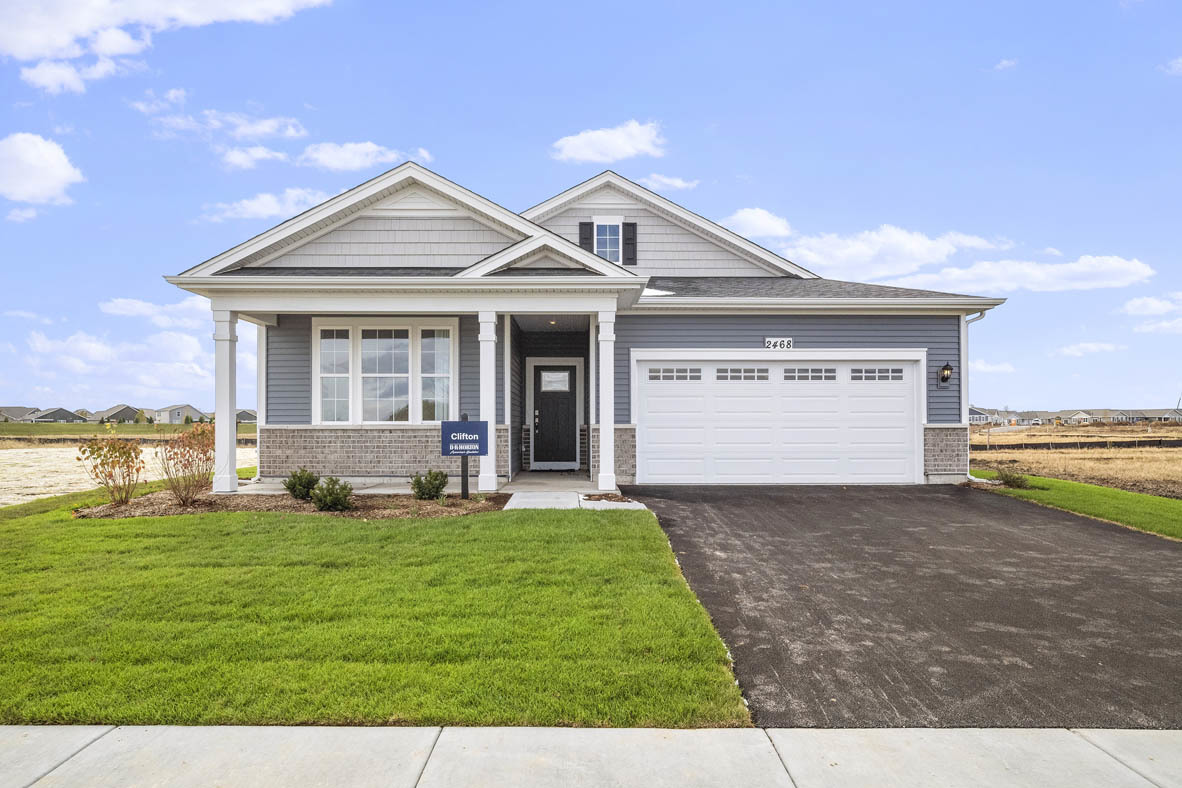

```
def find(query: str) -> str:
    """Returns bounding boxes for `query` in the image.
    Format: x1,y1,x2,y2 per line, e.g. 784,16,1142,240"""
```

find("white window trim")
592,215,623,264
311,317,459,426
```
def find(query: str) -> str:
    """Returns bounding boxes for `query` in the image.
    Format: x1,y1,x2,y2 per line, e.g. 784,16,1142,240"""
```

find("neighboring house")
1062,410,1093,425
0,406,37,422
22,407,87,423
167,163,1005,493
155,404,208,424
1142,408,1182,422
236,409,257,423
92,404,146,423
75,409,95,420
968,406,991,425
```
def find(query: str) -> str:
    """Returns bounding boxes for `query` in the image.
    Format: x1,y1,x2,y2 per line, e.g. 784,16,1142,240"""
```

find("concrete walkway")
3,726,1179,787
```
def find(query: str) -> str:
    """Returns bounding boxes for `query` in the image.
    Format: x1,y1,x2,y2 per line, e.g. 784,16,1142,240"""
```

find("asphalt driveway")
622,484,1182,728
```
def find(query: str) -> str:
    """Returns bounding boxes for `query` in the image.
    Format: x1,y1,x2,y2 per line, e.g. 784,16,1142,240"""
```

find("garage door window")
716,367,769,381
851,367,903,381
784,367,836,381
648,367,702,382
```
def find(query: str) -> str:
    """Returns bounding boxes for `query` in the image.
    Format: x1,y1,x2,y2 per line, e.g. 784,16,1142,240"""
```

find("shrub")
155,422,215,506
77,427,145,505
996,467,1031,489
283,467,320,500
411,469,449,500
183,414,193,424
311,476,353,511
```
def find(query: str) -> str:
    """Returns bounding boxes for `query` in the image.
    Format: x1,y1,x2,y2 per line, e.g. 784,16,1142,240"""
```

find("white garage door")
636,360,922,484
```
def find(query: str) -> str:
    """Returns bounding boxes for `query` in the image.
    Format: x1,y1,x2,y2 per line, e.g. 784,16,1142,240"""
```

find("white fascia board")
623,296,1007,314
454,235,636,278
165,275,645,294
179,163,570,278
521,171,817,279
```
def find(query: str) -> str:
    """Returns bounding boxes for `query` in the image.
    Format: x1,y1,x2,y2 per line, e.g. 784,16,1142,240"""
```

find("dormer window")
592,216,622,263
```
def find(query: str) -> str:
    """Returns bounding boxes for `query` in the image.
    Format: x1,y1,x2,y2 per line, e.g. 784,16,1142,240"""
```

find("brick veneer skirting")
589,425,637,485
259,425,510,480
924,425,969,482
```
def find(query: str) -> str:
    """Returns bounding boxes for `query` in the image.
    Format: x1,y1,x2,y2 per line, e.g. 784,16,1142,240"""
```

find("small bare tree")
77,425,145,505
156,422,216,506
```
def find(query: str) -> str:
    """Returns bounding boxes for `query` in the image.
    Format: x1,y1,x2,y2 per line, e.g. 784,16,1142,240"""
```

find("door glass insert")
540,370,570,392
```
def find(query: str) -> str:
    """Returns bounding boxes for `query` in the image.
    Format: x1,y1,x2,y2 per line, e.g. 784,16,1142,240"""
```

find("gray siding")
613,314,961,424
257,215,514,269
538,187,775,277
266,315,312,424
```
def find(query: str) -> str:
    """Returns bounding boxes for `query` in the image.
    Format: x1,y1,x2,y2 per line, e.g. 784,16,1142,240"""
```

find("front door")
533,365,577,469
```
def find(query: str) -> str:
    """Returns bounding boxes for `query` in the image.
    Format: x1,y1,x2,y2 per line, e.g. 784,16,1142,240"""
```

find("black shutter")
578,222,593,251
622,222,637,266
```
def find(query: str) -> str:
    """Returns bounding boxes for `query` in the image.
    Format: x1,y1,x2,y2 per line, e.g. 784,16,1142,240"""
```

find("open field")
0,422,256,439
0,447,258,506
971,469,1182,540
0,487,747,727
972,446,1182,500
971,423,1182,447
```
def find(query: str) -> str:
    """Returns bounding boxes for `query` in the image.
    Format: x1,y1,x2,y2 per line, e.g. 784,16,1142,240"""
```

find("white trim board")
525,356,585,471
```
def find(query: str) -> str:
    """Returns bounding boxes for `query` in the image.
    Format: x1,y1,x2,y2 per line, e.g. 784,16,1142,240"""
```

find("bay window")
313,318,457,425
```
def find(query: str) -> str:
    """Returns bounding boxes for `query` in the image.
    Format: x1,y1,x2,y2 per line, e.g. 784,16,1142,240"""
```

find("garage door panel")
637,359,920,484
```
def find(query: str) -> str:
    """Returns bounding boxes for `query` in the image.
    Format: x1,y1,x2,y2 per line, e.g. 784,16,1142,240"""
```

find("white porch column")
213,310,238,493
597,310,616,491
478,311,498,491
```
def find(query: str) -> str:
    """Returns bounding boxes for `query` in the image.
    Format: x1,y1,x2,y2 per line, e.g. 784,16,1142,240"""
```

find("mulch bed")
75,491,510,520
581,493,635,503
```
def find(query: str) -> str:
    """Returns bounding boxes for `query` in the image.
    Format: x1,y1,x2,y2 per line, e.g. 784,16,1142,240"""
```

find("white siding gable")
538,185,777,277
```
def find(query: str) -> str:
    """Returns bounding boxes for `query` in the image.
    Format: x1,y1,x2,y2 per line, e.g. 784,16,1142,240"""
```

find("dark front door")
533,365,577,468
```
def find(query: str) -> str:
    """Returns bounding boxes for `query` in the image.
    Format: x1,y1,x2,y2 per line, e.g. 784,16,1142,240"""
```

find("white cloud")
413,147,433,164
200,187,330,222
0,1,330,81
297,141,402,171
782,225,996,280
551,120,665,163
99,295,208,329
1057,342,1125,357
1160,57,1182,76
638,173,699,191
4,310,53,325
130,87,186,114
221,145,288,170
721,207,794,238
970,360,1016,373
1042,247,1063,256
993,58,1018,71
884,255,1153,294
1120,296,1177,316
19,60,85,94
0,133,84,205
6,207,38,223
1134,317,1182,334
201,110,306,139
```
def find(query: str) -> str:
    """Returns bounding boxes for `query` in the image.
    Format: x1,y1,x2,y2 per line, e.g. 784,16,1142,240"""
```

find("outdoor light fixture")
939,362,954,384
548,320,557,325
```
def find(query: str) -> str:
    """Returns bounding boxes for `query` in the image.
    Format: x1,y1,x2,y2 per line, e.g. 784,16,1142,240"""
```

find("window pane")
362,375,408,422
595,223,620,262
320,376,348,422
421,376,449,421
421,329,450,375
319,329,349,374
362,329,408,375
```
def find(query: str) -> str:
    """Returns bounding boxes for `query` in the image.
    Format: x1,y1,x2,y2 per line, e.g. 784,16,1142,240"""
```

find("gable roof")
0,406,37,420
521,171,817,279
454,235,637,279
181,162,602,278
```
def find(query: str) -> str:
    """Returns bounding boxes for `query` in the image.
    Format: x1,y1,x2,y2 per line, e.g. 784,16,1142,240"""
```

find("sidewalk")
4,726,1179,787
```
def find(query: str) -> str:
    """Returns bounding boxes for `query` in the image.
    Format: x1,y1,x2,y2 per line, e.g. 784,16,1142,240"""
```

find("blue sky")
2,0,1180,413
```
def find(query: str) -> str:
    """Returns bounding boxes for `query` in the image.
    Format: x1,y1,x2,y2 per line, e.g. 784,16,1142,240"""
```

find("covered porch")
204,283,638,495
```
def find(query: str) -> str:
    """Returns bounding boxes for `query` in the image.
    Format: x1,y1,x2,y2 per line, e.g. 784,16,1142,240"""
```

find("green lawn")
972,468,1182,540
0,422,256,437
0,483,747,728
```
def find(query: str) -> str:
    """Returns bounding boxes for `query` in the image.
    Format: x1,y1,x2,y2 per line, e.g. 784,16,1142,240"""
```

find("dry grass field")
972,446,1182,500
970,423,1182,446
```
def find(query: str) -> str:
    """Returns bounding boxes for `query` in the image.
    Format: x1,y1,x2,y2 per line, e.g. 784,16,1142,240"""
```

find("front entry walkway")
500,470,604,494
5,725,1177,787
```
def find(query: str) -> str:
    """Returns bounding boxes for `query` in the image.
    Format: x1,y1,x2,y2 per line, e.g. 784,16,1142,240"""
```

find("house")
75,409,95,420
236,409,257,423
167,163,1005,493
1142,408,1182,422
968,406,991,425
91,404,147,423
21,407,87,423
0,406,37,422
155,404,208,424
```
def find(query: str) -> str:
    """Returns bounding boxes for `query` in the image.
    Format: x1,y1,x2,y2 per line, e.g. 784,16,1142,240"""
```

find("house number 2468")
764,337,793,349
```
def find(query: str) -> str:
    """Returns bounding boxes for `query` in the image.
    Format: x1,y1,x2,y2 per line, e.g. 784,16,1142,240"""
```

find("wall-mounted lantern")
939,362,954,385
